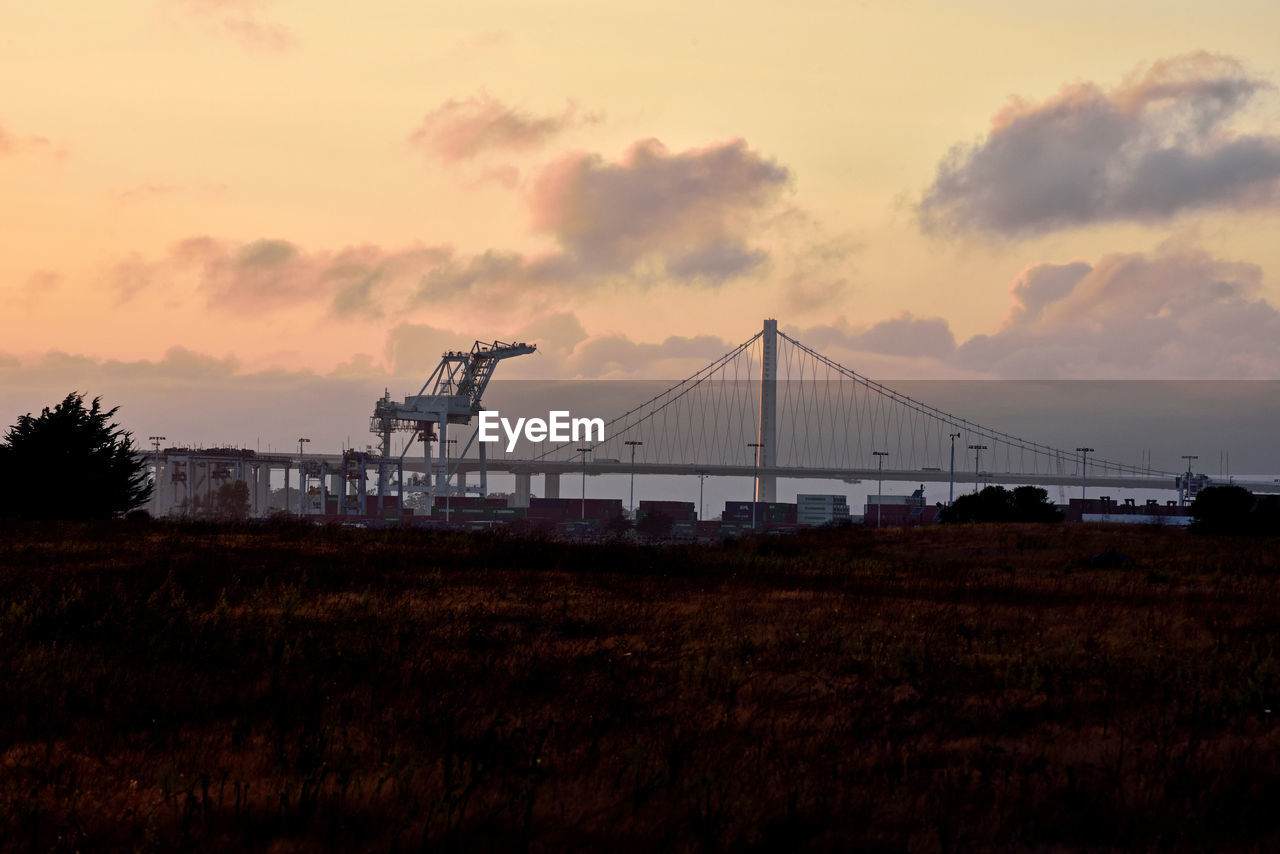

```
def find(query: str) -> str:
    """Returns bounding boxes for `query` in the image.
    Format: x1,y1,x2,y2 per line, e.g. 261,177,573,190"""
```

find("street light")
1181,454,1199,505
577,448,591,520
747,442,763,529
873,451,889,528
444,438,457,523
697,471,708,522
968,444,987,494
147,437,167,514
948,432,960,506
1076,447,1095,501
297,437,310,517
625,440,643,520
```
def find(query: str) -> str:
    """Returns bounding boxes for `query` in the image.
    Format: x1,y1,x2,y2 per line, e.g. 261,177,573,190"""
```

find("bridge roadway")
286,453,1222,491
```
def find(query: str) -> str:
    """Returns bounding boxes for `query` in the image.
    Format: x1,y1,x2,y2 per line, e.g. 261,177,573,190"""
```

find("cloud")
561,334,734,378
97,139,810,319
664,240,769,282
919,53,1280,236
529,137,789,279
109,237,453,316
0,347,384,453
3,272,60,312
167,0,293,50
959,249,1280,377
0,122,63,160
1003,261,1093,325
780,247,1280,379
409,94,596,162
113,182,230,204
396,138,796,304
846,314,957,360
380,315,732,380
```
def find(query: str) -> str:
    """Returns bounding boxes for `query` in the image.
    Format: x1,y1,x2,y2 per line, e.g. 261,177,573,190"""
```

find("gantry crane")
370,338,536,512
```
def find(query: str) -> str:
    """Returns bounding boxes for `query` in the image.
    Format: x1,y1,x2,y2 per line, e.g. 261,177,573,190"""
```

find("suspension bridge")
146,319,1276,518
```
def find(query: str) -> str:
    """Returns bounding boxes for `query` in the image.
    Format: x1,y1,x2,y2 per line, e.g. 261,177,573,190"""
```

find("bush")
941,485,1063,524
1191,485,1278,535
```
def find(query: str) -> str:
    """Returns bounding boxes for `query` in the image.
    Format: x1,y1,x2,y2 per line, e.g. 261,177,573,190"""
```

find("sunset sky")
5,1,1280,451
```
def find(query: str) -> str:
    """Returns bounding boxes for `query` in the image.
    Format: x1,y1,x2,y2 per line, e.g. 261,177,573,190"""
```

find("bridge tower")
758,318,778,502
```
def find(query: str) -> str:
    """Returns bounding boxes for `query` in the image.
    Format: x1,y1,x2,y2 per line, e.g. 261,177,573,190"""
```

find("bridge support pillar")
545,473,560,500
150,457,165,517
257,464,271,517
329,472,343,513
514,472,531,508
758,318,778,502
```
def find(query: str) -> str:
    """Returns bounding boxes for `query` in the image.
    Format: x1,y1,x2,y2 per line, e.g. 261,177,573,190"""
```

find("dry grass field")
2,520,1278,851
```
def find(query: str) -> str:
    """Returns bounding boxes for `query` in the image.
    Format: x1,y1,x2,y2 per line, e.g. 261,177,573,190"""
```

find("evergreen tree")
1,392,152,519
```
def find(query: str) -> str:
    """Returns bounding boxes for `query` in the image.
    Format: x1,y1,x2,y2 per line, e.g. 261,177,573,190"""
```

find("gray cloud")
919,53,1280,236
97,139,817,318
664,240,768,282
957,250,1280,377
783,249,1280,378
112,237,452,316
529,138,789,280
409,94,596,162
1004,261,1092,325
847,314,957,360
563,334,733,378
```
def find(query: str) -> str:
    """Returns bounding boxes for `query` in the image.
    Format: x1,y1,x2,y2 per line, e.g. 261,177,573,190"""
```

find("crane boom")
369,337,536,512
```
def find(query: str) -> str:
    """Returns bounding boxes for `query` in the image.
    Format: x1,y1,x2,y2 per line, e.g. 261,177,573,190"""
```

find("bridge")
144,320,1278,518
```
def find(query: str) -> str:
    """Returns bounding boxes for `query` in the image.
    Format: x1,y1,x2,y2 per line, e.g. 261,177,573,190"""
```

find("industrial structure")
369,338,536,513
140,320,1278,527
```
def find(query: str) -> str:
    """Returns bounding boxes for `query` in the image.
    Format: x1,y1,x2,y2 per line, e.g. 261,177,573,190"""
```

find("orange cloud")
166,0,293,50
409,94,597,162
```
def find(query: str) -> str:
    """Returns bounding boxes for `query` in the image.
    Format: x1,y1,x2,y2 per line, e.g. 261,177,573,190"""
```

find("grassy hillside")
2,521,1278,851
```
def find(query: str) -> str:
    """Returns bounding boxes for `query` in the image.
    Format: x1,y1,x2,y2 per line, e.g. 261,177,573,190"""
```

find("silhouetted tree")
637,511,675,539
941,485,1062,524
605,513,633,536
1011,486,1064,522
1191,485,1261,534
0,392,152,519
213,480,252,520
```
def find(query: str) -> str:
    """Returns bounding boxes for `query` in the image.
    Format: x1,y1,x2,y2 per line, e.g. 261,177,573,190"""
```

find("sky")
4,0,1280,460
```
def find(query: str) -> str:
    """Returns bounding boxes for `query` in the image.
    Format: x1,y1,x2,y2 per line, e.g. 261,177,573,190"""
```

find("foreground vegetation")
2,521,1278,852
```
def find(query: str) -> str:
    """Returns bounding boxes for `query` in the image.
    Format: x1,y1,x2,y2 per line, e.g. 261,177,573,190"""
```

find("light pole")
697,471,708,522
577,447,590,520
948,432,960,506
625,440,643,519
1076,447,1095,501
968,444,987,494
873,451,889,528
747,442,763,529
148,437,166,515
1181,454,1198,505
297,437,310,516
444,438,457,523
